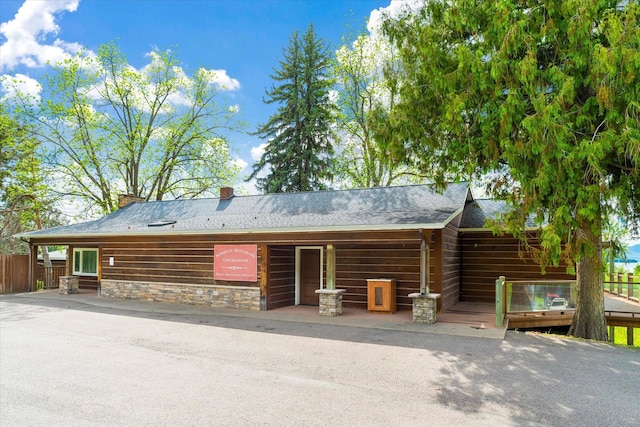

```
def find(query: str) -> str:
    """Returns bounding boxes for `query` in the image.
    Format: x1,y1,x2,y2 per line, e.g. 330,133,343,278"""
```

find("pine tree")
249,24,335,193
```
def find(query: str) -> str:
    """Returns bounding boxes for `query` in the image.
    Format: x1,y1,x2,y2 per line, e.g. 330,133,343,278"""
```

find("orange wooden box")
367,278,396,314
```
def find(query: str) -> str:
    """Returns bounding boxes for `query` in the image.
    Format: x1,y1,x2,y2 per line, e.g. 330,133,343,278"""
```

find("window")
73,248,98,276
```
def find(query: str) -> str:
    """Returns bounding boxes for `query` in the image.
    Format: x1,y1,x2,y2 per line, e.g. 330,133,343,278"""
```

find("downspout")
419,229,430,295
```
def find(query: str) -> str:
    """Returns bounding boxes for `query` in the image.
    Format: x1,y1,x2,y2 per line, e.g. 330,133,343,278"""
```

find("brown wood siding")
335,242,422,310
100,238,265,288
460,231,574,303
441,221,461,311
266,246,295,310
31,230,428,309
77,275,99,289
101,242,216,285
431,230,443,309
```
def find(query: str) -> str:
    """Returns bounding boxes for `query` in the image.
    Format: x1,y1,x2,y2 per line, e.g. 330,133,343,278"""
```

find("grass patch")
610,326,640,348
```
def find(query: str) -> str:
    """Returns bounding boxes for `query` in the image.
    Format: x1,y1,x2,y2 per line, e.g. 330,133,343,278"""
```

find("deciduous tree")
7,42,240,215
0,107,61,254
384,0,640,340
333,31,425,188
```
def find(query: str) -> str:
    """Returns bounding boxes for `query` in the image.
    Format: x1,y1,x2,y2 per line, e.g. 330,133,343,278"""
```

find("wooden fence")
604,272,639,303
35,266,66,289
0,254,30,294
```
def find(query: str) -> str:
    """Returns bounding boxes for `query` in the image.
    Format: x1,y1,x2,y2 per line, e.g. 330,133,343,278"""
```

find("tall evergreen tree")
384,0,640,340
249,24,335,193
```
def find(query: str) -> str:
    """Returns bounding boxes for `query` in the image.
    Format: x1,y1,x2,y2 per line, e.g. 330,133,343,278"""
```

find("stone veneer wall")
316,289,345,317
100,279,261,311
408,293,440,324
59,276,79,295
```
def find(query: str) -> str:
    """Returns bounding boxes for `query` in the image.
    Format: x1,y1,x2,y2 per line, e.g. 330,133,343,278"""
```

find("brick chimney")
118,194,144,209
220,186,234,200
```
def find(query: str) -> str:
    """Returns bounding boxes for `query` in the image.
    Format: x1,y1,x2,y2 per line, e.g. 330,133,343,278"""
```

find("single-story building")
18,183,574,313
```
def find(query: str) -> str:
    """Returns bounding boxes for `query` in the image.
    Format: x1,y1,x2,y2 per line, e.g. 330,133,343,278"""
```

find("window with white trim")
73,248,98,276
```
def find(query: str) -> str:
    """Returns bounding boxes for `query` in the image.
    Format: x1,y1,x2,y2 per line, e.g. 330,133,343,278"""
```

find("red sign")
214,244,258,282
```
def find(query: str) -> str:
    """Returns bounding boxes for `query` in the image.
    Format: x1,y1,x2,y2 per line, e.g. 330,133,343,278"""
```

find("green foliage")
249,24,336,193
0,105,21,194
384,0,640,340
610,327,640,348
601,218,632,274
0,106,62,254
384,0,639,266
332,30,424,188
6,42,240,215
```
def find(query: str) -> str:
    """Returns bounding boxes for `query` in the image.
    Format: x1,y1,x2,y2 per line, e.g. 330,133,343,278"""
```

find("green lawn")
610,326,640,348
606,275,639,347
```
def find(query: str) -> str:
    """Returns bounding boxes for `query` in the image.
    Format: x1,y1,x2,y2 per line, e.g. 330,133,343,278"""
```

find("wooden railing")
604,273,639,303
501,279,578,314
496,277,639,346
495,278,577,328
35,266,66,289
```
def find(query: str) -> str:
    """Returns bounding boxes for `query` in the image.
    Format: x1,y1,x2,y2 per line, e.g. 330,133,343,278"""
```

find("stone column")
315,289,346,317
59,276,79,295
408,293,441,324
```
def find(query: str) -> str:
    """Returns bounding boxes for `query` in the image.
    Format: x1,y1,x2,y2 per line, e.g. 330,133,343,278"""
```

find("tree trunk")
41,245,52,268
568,227,608,341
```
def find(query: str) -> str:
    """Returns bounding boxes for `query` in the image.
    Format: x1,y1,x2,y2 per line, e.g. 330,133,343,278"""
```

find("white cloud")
250,143,267,161
118,54,241,110
0,73,42,104
232,157,248,170
165,90,192,108
367,0,424,39
0,0,83,71
240,178,261,195
197,68,241,91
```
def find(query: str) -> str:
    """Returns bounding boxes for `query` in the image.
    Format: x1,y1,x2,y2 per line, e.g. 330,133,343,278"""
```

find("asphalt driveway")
1,293,638,426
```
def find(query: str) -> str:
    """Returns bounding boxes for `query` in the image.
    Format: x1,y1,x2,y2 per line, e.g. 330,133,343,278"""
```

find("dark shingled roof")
21,183,471,240
460,199,540,229
459,199,507,229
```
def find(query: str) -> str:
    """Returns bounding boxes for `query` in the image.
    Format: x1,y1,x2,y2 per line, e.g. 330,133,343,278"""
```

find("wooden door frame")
295,246,324,305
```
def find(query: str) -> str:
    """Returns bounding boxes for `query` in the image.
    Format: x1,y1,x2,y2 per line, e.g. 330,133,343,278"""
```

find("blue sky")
1,0,403,191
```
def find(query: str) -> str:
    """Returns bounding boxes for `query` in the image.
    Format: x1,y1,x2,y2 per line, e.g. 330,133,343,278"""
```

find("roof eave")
20,221,454,242
440,205,466,229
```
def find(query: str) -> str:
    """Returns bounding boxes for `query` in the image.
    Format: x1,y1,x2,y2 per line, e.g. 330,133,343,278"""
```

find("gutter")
18,221,456,241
